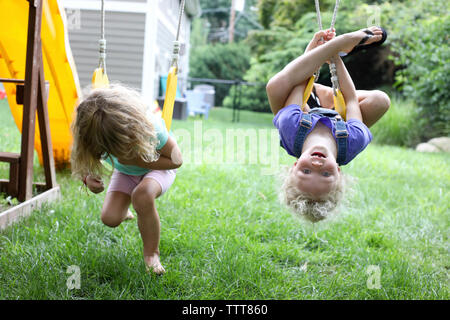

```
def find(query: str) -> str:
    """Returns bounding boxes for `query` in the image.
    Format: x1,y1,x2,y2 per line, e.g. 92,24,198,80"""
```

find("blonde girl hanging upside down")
266,26,390,222
71,84,183,274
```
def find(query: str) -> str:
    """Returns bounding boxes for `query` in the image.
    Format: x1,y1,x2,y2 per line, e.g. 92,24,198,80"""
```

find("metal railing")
186,77,265,122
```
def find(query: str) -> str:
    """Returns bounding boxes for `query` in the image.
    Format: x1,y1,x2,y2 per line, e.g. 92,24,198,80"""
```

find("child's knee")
100,210,122,228
373,90,391,112
131,187,156,213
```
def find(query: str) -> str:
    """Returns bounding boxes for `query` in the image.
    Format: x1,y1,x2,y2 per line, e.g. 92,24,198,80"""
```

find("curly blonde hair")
70,84,159,180
280,166,346,223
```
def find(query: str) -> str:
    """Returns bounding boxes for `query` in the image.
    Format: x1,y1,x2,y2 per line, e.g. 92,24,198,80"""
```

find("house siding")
63,0,195,101
66,8,145,90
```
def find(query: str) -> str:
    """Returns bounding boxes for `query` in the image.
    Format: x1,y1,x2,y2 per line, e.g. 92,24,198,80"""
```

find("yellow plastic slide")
0,0,81,167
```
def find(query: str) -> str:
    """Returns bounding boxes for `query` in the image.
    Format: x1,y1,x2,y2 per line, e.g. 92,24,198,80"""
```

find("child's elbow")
174,158,183,168
171,148,183,168
266,76,280,97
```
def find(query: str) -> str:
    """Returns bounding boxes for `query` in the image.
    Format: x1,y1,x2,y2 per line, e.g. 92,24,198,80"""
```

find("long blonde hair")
280,166,347,223
70,84,159,180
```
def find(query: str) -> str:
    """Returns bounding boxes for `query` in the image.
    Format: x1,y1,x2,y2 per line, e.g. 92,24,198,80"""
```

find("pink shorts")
107,169,176,196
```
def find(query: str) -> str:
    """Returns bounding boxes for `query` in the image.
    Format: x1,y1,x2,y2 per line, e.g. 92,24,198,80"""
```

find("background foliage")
189,42,251,105
197,0,261,43
385,0,450,138
190,0,450,142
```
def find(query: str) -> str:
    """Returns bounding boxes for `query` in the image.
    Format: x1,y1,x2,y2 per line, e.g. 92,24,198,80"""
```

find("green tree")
198,0,261,42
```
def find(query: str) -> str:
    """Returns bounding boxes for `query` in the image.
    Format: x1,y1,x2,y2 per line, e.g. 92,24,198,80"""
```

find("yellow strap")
92,67,109,89
301,76,347,120
161,66,178,131
301,76,315,111
333,88,346,120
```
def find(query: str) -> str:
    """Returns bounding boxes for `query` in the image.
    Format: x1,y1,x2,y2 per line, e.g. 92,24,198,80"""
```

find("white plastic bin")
193,84,215,108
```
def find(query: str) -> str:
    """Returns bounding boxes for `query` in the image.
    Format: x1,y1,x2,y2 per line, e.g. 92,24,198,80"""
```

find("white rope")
329,0,341,93
314,0,323,31
175,0,186,42
313,0,323,80
313,0,341,92
101,0,105,40
171,0,186,72
330,0,340,30
98,0,107,72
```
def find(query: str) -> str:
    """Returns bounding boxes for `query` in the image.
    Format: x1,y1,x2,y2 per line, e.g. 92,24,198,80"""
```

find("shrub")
369,97,420,147
222,55,271,112
189,42,251,106
386,1,450,138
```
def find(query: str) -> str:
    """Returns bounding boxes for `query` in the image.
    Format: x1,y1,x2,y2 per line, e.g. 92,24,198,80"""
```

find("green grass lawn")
0,99,448,299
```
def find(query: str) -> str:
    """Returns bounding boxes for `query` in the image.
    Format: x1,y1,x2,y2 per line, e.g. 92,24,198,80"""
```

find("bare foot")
123,210,135,221
358,26,383,45
342,26,384,54
144,253,165,275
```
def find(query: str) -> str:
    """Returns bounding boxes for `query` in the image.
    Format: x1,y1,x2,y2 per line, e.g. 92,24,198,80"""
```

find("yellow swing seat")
333,88,346,120
92,67,109,89
161,66,178,132
161,0,185,132
302,75,347,120
302,75,316,111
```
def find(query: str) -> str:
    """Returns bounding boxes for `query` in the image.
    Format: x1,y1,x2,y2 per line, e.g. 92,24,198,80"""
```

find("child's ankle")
144,250,160,258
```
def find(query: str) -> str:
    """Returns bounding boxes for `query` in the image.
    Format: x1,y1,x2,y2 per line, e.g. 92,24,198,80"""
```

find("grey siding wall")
156,19,175,79
66,9,145,90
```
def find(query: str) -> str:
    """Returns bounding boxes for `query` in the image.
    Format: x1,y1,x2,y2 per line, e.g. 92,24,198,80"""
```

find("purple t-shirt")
273,104,372,165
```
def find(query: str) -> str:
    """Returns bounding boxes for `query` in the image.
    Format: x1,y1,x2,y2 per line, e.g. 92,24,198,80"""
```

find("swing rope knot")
329,61,340,92
170,0,185,73
98,39,106,71
98,39,106,54
171,40,180,70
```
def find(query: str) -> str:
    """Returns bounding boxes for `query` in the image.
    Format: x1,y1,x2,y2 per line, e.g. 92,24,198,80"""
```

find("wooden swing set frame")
0,0,60,230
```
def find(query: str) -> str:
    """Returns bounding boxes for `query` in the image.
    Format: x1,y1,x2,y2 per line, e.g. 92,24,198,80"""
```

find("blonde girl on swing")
267,26,390,222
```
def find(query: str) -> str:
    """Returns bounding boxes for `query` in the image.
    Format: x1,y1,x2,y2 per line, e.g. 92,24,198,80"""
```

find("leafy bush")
258,0,334,29
224,12,340,112
386,0,450,138
189,42,251,106
222,57,269,113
